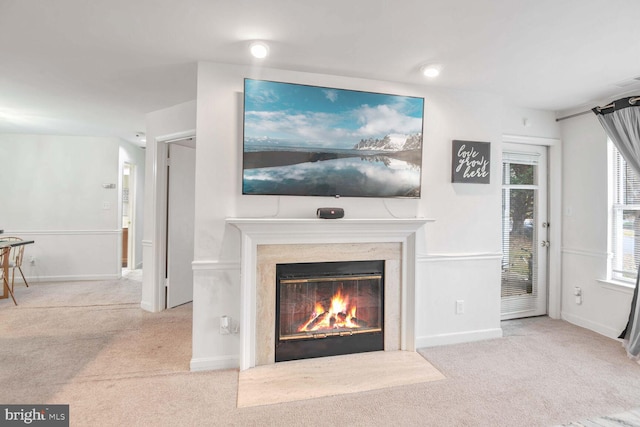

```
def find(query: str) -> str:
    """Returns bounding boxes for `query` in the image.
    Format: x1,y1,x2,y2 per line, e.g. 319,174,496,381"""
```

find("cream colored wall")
559,113,633,338
0,134,138,281
140,63,563,370
188,62,563,370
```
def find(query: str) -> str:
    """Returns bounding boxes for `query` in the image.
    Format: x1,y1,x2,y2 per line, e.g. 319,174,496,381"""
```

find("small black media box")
316,207,344,219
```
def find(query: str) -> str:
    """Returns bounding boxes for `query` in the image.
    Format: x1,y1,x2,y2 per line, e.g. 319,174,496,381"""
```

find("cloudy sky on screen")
244,79,424,149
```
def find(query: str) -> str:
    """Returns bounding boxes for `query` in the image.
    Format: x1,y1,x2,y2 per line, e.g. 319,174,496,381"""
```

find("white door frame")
122,162,136,270
501,142,548,319
128,163,136,269
145,129,196,312
502,134,562,319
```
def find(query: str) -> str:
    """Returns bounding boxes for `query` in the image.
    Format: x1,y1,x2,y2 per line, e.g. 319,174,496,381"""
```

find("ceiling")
1,0,639,144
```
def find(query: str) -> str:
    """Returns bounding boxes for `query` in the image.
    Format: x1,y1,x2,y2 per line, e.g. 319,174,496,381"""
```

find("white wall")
503,105,561,139
0,134,143,281
559,113,633,337
186,61,561,370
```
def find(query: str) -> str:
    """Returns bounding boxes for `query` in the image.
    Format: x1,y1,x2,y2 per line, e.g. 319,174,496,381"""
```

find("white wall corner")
561,312,623,340
140,300,156,313
190,355,239,372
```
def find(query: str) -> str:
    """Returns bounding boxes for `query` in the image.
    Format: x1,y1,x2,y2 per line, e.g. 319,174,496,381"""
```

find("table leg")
1,247,8,299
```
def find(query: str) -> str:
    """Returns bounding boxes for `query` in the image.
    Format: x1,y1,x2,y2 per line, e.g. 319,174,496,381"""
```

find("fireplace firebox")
275,260,384,362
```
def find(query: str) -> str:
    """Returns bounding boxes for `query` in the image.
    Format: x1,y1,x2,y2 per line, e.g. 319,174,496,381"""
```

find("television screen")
242,79,424,198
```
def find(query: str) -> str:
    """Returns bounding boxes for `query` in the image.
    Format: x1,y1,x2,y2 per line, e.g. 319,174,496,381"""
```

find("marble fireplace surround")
227,218,432,371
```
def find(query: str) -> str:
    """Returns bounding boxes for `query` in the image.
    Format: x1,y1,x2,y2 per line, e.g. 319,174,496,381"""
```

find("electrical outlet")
574,287,583,304
456,300,464,314
220,315,231,335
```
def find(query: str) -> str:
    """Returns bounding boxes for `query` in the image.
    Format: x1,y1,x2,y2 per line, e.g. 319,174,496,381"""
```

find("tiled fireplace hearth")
227,218,432,371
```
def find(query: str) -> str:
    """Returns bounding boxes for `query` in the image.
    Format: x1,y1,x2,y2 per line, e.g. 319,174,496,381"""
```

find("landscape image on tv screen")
242,79,424,198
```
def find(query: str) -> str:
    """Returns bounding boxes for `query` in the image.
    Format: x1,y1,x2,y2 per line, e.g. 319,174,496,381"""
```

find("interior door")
166,143,196,308
501,143,548,320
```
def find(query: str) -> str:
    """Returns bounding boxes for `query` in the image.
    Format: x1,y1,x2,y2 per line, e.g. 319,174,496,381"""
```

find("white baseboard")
416,327,503,348
190,355,239,372
140,301,156,312
561,311,622,340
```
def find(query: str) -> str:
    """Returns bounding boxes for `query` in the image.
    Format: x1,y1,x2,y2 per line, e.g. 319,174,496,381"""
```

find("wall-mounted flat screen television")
242,79,424,198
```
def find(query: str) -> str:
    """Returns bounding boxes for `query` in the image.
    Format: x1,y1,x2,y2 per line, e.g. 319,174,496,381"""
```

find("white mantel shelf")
226,217,434,244
227,217,434,371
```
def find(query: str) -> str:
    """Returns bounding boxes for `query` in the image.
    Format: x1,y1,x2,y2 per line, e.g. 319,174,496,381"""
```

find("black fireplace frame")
275,260,384,362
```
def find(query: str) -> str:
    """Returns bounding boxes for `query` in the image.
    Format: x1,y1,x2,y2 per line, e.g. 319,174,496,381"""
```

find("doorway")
501,143,548,320
121,162,136,270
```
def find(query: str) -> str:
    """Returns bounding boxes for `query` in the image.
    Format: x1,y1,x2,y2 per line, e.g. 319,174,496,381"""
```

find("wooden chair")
3,237,29,292
1,247,17,305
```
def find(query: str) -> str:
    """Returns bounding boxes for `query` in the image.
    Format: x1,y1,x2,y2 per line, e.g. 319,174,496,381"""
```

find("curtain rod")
555,110,591,122
556,96,640,122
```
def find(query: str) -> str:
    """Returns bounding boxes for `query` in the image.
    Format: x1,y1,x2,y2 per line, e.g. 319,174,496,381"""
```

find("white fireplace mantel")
227,217,434,370
227,217,431,242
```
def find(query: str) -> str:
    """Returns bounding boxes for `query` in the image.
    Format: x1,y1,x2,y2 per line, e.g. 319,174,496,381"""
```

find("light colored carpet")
237,350,445,408
558,407,640,426
5,272,142,308
3,276,640,426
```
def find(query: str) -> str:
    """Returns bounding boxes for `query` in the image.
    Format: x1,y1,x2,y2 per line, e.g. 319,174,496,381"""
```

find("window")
610,141,640,282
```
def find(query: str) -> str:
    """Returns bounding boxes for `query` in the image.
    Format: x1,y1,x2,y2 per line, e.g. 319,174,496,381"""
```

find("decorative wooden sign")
451,140,491,184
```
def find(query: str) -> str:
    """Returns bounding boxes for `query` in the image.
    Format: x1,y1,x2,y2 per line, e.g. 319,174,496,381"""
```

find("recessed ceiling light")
250,41,269,59
421,64,441,78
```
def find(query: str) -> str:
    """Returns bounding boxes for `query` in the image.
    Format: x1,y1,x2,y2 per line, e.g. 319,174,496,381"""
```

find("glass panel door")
501,143,548,319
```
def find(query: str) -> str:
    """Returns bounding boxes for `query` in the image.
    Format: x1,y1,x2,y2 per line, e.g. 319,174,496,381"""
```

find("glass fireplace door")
275,260,384,362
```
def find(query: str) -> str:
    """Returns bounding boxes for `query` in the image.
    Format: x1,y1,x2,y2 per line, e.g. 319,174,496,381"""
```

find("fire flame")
298,289,360,332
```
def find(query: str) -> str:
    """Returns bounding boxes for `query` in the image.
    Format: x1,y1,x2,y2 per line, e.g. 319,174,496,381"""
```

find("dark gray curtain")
593,95,640,359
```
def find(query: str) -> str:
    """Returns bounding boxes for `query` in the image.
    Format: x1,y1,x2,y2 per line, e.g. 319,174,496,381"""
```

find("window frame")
609,140,640,284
